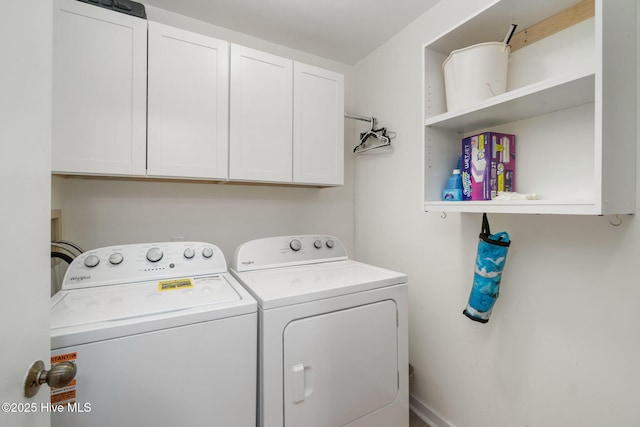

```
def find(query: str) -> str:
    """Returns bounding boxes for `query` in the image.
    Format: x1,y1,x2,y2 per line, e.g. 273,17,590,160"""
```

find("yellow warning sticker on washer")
158,278,194,291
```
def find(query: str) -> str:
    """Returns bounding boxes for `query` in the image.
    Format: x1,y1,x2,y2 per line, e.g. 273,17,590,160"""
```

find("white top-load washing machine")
50,242,257,427
231,235,409,427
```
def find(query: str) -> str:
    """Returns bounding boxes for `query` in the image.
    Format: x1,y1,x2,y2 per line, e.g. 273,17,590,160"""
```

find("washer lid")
51,275,247,331
233,260,407,309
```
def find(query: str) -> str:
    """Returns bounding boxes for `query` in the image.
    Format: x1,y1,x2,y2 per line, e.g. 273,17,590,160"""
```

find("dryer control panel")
62,242,227,290
232,235,348,272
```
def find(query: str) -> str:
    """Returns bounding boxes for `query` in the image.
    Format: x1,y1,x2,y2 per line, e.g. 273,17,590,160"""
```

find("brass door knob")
24,360,77,398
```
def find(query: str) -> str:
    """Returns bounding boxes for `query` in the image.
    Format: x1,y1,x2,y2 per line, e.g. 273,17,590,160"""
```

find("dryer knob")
326,239,335,249
84,254,100,268
314,240,323,249
290,239,302,251
202,247,214,258
146,247,163,263
109,253,123,265
184,248,196,259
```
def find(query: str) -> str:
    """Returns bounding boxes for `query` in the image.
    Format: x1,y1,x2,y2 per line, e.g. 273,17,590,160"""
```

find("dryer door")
283,300,398,426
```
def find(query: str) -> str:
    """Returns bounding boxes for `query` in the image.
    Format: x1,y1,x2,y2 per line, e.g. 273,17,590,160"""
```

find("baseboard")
409,395,454,427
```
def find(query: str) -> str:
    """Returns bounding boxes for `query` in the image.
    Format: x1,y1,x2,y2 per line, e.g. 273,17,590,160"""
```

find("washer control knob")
84,254,100,268
326,239,335,249
108,253,123,265
146,247,163,263
314,240,323,249
202,247,214,259
290,239,302,251
184,248,196,259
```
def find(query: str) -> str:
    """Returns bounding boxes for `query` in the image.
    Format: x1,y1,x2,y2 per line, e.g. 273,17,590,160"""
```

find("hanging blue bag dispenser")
463,213,511,323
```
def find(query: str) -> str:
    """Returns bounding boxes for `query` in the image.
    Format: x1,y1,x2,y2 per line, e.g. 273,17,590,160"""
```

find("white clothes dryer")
50,242,257,427
231,235,409,427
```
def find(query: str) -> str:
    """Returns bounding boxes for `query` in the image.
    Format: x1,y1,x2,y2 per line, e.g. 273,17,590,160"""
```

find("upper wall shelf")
424,69,594,133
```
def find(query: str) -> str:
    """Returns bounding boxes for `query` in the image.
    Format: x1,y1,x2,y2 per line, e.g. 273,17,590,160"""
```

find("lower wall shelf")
424,200,599,215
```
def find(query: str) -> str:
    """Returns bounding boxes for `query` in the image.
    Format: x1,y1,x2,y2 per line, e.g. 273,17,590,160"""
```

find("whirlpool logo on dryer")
70,275,91,282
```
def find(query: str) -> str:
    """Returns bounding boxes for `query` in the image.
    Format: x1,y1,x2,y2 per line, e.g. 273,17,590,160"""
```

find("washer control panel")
232,235,348,272
62,242,226,290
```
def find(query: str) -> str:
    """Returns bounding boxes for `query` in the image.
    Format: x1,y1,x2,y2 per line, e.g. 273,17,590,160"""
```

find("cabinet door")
147,22,229,179
293,63,344,185
52,0,146,176
229,45,293,182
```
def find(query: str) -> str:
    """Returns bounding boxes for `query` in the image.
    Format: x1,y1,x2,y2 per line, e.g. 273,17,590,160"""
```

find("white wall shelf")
423,0,636,215
424,69,594,133
423,200,596,215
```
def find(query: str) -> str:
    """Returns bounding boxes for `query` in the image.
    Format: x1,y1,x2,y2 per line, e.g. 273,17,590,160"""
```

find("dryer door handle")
292,363,306,403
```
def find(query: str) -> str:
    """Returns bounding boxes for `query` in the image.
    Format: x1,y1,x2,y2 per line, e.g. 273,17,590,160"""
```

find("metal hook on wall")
609,214,623,226
441,212,447,219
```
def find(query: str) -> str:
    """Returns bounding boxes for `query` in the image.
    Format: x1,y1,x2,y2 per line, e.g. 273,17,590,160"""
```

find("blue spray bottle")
442,169,462,201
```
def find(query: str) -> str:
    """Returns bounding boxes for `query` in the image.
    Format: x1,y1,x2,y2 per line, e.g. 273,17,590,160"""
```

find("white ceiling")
141,0,442,64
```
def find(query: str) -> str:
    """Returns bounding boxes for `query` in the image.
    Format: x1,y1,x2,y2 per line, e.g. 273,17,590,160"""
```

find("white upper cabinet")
229,45,294,183
229,45,345,185
147,22,229,180
293,63,345,186
52,0,147,176
423,0,636,215
51,4,344,186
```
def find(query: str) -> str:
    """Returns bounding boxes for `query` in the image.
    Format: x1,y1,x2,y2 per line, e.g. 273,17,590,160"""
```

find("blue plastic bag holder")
463,213,511,323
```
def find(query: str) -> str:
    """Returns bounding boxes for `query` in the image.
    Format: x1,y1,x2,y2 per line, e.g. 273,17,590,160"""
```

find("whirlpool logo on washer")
241,261,255,266
69,275,91,281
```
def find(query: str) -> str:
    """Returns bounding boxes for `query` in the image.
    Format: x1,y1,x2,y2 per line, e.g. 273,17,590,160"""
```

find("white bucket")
443,42,510,112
